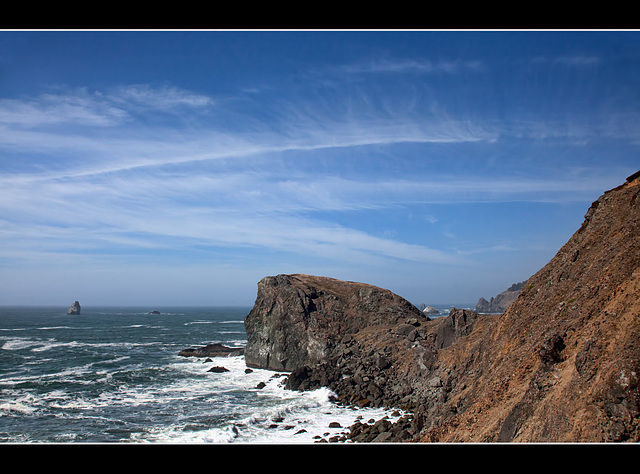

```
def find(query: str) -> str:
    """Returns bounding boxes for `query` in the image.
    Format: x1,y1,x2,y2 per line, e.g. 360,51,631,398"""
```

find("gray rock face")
67,301,81,315
243,274,427,372
475,280,527,313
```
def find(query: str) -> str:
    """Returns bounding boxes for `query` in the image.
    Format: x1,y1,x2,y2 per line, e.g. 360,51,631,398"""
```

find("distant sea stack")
475,280,527,313
67,301,81,315
243,274,427,372
422,305,440,315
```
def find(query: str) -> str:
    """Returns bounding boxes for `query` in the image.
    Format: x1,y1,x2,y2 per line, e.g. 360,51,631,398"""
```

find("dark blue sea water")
0,306,409,443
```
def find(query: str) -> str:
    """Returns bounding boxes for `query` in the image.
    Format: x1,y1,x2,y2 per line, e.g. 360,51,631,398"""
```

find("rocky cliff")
422,171,640,442
243,171,640,442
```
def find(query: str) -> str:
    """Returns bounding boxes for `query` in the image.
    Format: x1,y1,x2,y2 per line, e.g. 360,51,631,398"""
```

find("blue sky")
0,30,638,307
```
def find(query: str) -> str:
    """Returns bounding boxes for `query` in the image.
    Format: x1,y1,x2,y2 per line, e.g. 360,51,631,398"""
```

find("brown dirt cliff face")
423,172,640,442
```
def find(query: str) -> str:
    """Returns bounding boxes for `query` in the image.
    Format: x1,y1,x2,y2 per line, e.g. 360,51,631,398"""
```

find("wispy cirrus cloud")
0,72,633,287
0,81,500,179
108,84,214,109
342,58,485,75
530,55,602,67
0,85,214,128
0,92,128,127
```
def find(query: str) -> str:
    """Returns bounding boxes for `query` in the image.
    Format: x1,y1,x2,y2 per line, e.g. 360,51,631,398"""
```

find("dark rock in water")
207,366,230,373
178,343,244,358
67,301,81,315
244,274,427,371
147,310,161,314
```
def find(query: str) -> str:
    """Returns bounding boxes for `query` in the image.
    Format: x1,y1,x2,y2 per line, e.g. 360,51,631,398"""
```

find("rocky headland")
242,171,640,442
244,273,427,372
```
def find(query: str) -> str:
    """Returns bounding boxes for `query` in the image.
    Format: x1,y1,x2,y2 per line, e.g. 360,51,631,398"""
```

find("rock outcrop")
243,274,427,372
475,280,527,313
67,301,81,315
179,343,244,358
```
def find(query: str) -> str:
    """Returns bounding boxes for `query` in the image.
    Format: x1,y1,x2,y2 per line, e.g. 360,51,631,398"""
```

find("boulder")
207,366,230,373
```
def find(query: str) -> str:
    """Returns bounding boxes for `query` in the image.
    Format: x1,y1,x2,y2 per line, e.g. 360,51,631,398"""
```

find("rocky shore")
240,171,640,442
180,171,639,442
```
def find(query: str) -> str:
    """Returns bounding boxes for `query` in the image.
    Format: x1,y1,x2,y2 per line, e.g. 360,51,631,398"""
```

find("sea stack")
67,301,81,315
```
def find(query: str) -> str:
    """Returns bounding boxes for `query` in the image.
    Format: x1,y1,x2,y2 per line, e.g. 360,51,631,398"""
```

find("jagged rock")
423,305,440,315
67,301,81,315
475,280,527,313
244,274,426,371
178,343,244,358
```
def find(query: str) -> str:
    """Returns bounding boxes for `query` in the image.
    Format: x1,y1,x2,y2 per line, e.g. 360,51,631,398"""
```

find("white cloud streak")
342,58,485,75
0,78,633,275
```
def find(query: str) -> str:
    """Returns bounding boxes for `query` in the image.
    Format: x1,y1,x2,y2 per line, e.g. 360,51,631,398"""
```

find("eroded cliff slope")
422,171,640,442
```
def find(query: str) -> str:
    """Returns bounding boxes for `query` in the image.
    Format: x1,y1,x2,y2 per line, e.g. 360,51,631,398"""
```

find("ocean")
0,305,417,444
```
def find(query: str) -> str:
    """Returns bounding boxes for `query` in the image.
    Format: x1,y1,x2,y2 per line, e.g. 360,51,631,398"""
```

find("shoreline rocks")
178,343,244,358
176,171,640,443
242,172,640,442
